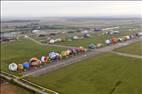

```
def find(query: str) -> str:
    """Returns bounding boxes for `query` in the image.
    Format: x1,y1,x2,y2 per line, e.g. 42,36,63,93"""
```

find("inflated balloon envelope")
9,63,18,71
49,52,57,60
41,56,49,63
17,64,24,71
23,62,30,69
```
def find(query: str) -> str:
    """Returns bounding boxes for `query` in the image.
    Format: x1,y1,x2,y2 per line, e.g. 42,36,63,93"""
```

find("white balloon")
41,56,48,62
9,63,18,71
105,40,111,44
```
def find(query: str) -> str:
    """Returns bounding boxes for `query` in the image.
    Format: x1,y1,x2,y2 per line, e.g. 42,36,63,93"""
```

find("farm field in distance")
30,23,140,48
26,53,142,94
114,41,142,56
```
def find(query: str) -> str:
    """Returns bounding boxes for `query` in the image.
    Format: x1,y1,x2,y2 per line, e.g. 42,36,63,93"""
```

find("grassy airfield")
114,41,142,56
27,53,142,94
1,18,141,94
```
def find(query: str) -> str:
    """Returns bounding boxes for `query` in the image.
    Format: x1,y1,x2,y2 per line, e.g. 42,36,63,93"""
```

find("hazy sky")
1,1,142,18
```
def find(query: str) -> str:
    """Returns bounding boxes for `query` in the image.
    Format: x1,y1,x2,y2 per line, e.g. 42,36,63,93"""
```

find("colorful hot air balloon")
111,37,118,44
8,63,18,71
23,62,30,69
55,53,62,60
66,50,71,56
61,51,68,58
118,38,123,42
29,57,41,66
88,43,96,49
71,48,77,55
105,39,111,45
75,48,81,53
41,56,49,63
124,35,130,40
49,52,57,60
96,43,103,48
17,64,24,71
79,46,87,52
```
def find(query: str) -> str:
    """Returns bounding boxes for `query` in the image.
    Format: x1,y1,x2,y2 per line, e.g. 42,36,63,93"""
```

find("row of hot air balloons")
88,35,135,49
105,35,135,45
8,47,87,72
8,33,139,71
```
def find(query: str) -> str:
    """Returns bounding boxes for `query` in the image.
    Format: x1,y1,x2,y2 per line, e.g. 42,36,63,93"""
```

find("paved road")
25,35,75,49
22,38,141,77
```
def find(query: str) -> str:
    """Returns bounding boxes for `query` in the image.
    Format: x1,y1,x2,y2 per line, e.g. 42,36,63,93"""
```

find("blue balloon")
23,62,30,69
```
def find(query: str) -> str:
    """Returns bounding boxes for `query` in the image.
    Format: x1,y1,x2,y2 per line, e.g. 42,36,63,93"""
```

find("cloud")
1,1,142,17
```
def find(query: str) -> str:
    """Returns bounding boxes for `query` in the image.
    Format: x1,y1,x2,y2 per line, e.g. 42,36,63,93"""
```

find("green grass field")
26,53,142,94
56,33,110,47
1,38,64,75
114,41,142,55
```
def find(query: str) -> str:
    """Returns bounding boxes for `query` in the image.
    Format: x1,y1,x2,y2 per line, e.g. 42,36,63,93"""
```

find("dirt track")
111,51,142,59
25,35,75,49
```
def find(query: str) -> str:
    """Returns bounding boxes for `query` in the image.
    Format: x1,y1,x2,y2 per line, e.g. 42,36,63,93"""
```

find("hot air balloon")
136,32,142,37
71,48,77,55
75,48,81,53
23,62,30,69
55,53,62,60
118,38,123,42
61,51,67,58
124,35,130,41
111,37,118,44
66,50,72,56
105,39,111,45
96,43,103,48
49,39,55,44
8,63,17,71
41,56,49,63
79,46,87,52
29,57,41,67
17,64,24,71
88,43,96,49
49,52,57,60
